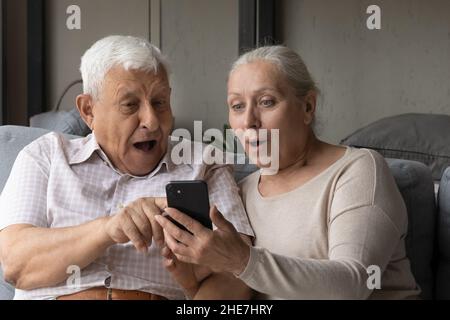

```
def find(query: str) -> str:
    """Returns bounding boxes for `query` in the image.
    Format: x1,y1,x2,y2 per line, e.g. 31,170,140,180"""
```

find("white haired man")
0,35,253,300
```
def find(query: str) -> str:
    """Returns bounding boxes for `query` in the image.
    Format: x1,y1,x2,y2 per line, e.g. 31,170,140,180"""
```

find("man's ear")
303,91,317,126
76,94,95,130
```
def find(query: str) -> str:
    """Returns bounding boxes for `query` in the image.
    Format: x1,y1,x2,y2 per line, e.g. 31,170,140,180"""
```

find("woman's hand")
160,246,212,299
155,206,251,275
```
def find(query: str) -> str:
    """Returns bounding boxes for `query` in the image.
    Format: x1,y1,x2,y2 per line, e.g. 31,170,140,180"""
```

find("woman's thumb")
210,205,235,232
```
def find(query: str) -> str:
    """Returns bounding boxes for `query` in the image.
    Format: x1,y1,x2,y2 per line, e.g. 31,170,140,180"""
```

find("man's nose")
139,102,160,131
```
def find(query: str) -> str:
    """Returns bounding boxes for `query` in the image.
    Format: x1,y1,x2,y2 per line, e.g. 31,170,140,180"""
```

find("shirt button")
104,276,112,288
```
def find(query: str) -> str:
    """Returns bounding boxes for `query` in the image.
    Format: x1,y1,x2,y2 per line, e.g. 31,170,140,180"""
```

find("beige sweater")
238,147,420,300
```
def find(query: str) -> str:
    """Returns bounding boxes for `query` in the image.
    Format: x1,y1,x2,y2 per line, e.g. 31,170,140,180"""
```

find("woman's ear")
76,94,95,130
303,91,317,126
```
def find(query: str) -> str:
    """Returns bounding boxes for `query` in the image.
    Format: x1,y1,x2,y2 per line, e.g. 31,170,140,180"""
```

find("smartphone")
165,180,212,230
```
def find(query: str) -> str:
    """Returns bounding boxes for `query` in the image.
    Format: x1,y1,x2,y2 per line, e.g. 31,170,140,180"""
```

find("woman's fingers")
155,214,195,246
162,228,193,257
164,208,208,236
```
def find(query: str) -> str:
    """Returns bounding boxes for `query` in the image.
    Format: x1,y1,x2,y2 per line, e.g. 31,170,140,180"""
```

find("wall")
161,0,239,134
45,0,149,111
280,0,450,143
44,0,239,135
5,0,27,125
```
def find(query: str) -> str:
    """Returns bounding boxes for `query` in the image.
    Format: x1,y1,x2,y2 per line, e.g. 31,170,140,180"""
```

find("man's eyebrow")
117,90,139,101
152,85,171,95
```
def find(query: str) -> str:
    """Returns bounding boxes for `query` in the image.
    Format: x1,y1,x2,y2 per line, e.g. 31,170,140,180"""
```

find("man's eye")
124,101,139,107
152,100,167,108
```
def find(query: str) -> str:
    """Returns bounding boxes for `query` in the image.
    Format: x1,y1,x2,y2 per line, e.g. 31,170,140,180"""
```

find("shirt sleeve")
0,149,49,230
204,163,254,237
237,151,410,299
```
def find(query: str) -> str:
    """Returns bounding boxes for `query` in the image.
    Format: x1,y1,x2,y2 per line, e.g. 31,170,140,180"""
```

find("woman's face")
227,60,315,170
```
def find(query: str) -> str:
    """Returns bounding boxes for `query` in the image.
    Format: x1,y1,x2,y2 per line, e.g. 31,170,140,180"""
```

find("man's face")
89,66,173,176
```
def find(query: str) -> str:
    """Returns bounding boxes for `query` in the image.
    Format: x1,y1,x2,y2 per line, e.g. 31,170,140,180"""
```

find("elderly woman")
156,46,421,299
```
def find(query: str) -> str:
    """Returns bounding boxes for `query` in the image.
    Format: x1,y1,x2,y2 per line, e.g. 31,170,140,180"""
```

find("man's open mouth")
133,140,157,152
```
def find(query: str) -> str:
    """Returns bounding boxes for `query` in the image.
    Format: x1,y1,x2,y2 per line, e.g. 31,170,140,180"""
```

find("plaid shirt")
0,132,253,300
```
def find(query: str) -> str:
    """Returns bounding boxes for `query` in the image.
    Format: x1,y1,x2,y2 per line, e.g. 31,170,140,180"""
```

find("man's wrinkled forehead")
102,65,170,97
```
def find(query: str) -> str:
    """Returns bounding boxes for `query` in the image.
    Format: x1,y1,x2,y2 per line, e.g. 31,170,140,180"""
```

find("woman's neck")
260,133,321,184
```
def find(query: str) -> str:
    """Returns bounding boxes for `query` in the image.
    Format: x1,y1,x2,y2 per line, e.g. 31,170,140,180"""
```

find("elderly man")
0,35,253,300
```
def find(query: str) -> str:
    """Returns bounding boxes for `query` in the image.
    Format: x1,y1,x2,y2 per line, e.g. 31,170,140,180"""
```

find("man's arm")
0,197,167,290
0,219,112,290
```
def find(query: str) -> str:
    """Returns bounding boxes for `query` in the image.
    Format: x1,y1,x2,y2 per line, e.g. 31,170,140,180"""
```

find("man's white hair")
80,35,169,100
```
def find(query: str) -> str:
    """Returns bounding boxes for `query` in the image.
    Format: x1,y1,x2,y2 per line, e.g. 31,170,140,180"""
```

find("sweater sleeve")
238,151,408,299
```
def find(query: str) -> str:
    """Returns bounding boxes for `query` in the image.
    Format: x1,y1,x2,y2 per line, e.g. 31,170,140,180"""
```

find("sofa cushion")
386,158,437,300
437,167,450,299
0,267,14,300
29,108,91,137
234,163,258,183
0,126,79,193
340,113,450,181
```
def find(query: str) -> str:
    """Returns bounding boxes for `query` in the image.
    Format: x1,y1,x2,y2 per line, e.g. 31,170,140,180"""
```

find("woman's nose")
243,106,261,129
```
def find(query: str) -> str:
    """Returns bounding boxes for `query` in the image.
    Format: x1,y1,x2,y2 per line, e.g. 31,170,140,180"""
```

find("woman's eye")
231,104,244,111
260,99,275,107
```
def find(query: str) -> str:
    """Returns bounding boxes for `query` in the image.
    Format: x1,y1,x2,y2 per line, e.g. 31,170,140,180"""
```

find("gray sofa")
0,125,449,300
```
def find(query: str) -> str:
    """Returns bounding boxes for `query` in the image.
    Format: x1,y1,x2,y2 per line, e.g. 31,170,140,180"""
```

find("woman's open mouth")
133,140,157,152
249,140,267,148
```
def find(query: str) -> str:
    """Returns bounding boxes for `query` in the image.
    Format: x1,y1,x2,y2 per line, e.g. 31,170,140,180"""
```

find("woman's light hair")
80,35,169,100
230,45,319,98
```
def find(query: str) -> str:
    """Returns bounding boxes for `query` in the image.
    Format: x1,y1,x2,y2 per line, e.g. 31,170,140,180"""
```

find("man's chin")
127,149,166,176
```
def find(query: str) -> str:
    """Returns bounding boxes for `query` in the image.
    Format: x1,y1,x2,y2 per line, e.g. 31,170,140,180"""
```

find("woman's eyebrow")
228,88,278,97
254,87,278,94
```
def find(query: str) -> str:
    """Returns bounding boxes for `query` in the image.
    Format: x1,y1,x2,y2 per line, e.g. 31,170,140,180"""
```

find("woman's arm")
236,205,399,299
157,204,400,299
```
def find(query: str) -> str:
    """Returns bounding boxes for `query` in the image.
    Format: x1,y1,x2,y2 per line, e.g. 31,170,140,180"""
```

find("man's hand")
104,197,167,252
